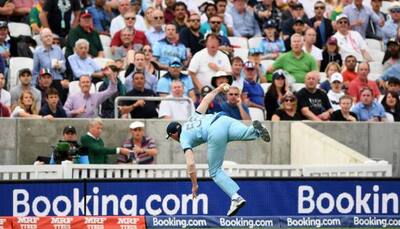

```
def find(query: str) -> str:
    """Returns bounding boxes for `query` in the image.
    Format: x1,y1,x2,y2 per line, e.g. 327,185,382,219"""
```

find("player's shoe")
253,120,271,142
227,196,246,216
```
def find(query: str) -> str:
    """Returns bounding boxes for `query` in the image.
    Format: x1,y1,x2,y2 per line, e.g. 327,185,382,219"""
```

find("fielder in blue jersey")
166,83,271,216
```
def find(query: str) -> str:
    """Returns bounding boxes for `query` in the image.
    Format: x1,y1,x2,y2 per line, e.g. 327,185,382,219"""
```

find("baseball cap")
130,0,141,5
80,10,92,19
244,61,255,69
293,17,305,24
169,58,183,68
129,121,145,129
248,48,263,56
18,68,32,76
165,122,182,139
263,19,278,29
211,71,233,88
387,38,399,46
335,14,349,22
272,70,286,80
388,77,400,85
293,3,303,9
0,21,7,28
39,68,52,77
63,125,77,134
330,72,343,83
327,36,337,45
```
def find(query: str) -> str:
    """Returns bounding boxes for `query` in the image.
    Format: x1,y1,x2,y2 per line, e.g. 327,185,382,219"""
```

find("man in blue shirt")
165,83,271,216
352,87,387,121
221,86,250,120
229,0,261,38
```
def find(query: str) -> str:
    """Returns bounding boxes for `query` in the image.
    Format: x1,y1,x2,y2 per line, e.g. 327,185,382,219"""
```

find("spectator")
10,68,41,110
119,121,158,164
124,51,158,93
153,23,187,70
281,3,308,39
36,68,54,105
242,61,265,110
302,28,323,69
215,0,234,36
342,54,358,88
0,21,10,63
39,88,67,118
265,70,287,120
221,86,251,120
0,72,10,111
157,58,195,101
110,0,130,37
254,0,282,31
386,77,400,94
382,2,400,44
297,71,333,121
145,9,166,46
119,71,158,119
382,39,400,71
271,92,303,121
330,0,351,22
229,0,261,38
319,61,341,92
259,19,286,60
268,34,318,83
159,80,195,120
142,7,154,32
230,56,244,90
163,0,176,24
129,0,145,31
65,10,104,58
367,0,386,40
39,0,81,38
67,39,103,81
0,1,15,21
29,0,44,35
352,87,386,121
209,70,232,112
193,85,215,113
142,45,160,77
381,91,400,121
86,0,111,34
10,0,34,23
320,36,342,72
380,45,400,86
112,28,135,61
199,1,217,24
11,90,51,118
248,48,267,83
200,4,229,37
343,0,383,39
327,72,345,111
0,102,9,117
188,33,232,90
330,95,358,121
333,14,372,62
204,15,233,55
348,62,380,102
63,72,117,118
283,17,306,51
172,2,188,33
179,12,204,56
80,118,130,164
308,1,334,49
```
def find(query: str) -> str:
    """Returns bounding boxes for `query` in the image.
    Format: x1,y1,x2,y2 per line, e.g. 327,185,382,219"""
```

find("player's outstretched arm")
196,83,229,114
185,149,199,198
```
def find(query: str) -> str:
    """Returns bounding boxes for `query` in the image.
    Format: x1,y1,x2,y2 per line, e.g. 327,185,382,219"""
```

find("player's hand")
192,185,199,199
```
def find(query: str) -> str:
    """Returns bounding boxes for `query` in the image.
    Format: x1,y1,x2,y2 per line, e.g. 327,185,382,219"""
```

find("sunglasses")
190,19,200,22
284,98,295,102
210,21,222,24
338,20,349,24
391,9,400,13
228,93,239,96
143,49,152,52
314,6,325,9
154,16,164,20
125,17,136,20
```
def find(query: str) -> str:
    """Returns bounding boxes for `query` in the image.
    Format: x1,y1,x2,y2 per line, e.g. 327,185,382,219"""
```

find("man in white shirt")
110,0,146,37
303,28,322,69
159,80,195,120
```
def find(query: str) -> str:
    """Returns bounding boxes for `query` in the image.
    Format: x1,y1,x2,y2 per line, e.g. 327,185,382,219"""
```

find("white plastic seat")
369,61,384,74
96,81,103,92
68,81,95,95
8,22,31,37
370,51,385,63
118,70,126,84
8,57,33,89
319,72,327,83
261,60,274,68
248,37,263,49
103,46,113,59
228,36,248,49
248,107,265,121
99,34,111,48
366,39,383,51
292,83,305,92
233,48,248,62
93,57,113,68
260,83,271,94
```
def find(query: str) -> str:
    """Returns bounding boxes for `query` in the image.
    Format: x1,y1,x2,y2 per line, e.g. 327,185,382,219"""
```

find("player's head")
166,121,182,141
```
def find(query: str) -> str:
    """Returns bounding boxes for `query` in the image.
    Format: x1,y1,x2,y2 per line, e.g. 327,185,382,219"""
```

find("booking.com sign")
1,179,400,216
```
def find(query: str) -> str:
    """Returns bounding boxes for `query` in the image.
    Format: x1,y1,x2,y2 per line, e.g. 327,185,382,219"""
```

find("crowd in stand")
0,0,399,122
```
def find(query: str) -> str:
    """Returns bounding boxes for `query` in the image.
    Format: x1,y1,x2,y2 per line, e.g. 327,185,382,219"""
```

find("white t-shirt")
333,30,367,62
231,77,244,91
302,45,322,61
110,15,146,38
327,90,345,111
0,89,10,106
158,95,195,120
188,48,232,87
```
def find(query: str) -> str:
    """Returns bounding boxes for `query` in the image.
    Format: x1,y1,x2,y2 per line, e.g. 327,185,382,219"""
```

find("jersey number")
186,116,202,130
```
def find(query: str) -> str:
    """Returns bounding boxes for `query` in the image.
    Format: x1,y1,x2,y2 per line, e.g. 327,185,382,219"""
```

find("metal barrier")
113,96,193,119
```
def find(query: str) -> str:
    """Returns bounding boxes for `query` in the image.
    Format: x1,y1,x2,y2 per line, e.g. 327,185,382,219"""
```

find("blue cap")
169,58,182,68
248,48,263,55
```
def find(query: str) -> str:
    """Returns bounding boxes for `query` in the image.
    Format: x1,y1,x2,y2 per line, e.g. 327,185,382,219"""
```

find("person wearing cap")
342,0,383,38
118,121,158,164
36,68,54,105
86,0,111,34
39,88,67,118
330,95,358,121
242,61,265,110
382,2,400,44
382,39,400,71
271,92,302,121
281,3,308,39
165,82,271,217
320,36,342,72
124,51,158,93
65,10,104,58
302,28,323,69
327,72,345,111
221,86,250,120
265,70,288,120
254,0,282,31
159,80,195,120
351,87,386,121
228,0,261,38
248,48,268,83
259,19,285,60
209,70,233,112
145,9,166,46
179,12,205,56
157,58,196,101
320,61,341,92
283,17,306,51
308,1,334,49
0,20,10,62
348,62,380,102
10,68,42,110
333,14,372,62
39,0,81,38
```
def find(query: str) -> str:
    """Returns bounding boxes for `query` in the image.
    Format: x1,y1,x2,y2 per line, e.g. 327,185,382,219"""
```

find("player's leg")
222,116,270,142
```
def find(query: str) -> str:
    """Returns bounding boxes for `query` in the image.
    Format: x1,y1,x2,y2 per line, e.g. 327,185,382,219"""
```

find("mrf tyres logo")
298,185,399,214
13,187,208,216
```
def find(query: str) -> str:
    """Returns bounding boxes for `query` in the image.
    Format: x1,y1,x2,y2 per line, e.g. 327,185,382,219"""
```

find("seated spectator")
142,7,154,32
382,2,400,44
80,118,130,164
215,0,234,36
156,58,196,101
229,0,261,38
330,95,358,121
36,68,54,105
194,85,216,113
352,87,386,121
118,121,158,164
382,39,400,71
221,86,250,120
10,68,41,110
209,70,232,112
303,28,323,70
11,91,52,118
248,48,267,83
112,28,135,61
145,9,166,46
179,12,204,56
124,51,158,93
159,80,195,120
271,92,302,121
29,0,45,35
368,0,386,40
119,71,158,119
265,70,287,120
68,39,104,81
86,0,111,34
63,72,117,118
348,62,380,102
0,21,11,64
0,102,9,117
200,14,229,38
320,36,342,72
342,54,358,88
259,19,286,60
0,72,10,111
327,72,345,111
110,0,145,37
230,56,244,90
0,2,14,22
283,17,306,51
297,71,333,121
204,15,233,56
39,88,67,118
281,3,308,40
381,91,400,121
242,61,265,110
319,61,341,92
142,45,161,77
172,2,189,33
254,0,282,31
386,77,400,94
268,34,318,83
308,1,334,49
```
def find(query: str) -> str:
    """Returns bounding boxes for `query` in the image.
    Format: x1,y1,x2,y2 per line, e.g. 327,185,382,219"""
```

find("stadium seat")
99,35,111,48
32,34,42,47
248,37,263,49
370,50,385,63
68,81,95,95
248,107,266,121
319,72,327,83
260,82,271,94
103,46,113,59
93,57,113,68
385,112,394,122
118,70,126,84
228,37,248,49
261,60,274,68
292,83,305,92
8,57,33,89
368,73,381,81
7,22,31,37
369,61,384,74
95,81,103,92
366,39,383,51
233,48,248,62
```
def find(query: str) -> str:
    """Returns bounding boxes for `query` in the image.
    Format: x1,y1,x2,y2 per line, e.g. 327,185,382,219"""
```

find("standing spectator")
381,91,400,121
11,91,50,118
159,80,195,120
172,2,188,33
367,0,386,40
179,12,204,56
124,51,157,93
80,118,130,164
39,0,81,38
302,28,323,69
259,19,286,60
0,1,15,21
0,72,10,111
119,121,158,164
382,39,400,71
10,69,41,110
230,56,244,90
320,36,342,72
0,21,10,64
11,0,34,23
86,0,111,34
39,88,67,118
327,72,345,111
308,1,334,49
296,71,333,121
229,0,261,38
342,54,358,87
221,86,251,120
65,10,104,58
254,0,282,31
351,87,386,121
29,0,44,35
348,62,380,102
242,61,265,110
319,61,341,92
271,92,303,121
215,0,234,36
63,72,117,118
382,2,400,44
265,70,287,120
188,33,232,90
145,9,166,46
330,95,358,121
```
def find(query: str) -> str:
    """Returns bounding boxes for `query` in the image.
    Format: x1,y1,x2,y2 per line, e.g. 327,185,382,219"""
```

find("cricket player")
166,83,271,216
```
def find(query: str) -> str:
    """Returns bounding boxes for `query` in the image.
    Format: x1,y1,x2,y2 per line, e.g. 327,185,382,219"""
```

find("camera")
52,140,87,164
